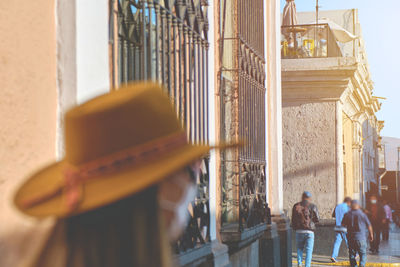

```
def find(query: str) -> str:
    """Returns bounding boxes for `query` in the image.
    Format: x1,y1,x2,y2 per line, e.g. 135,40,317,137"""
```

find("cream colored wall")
343,113,354,198
266,0,283,215
0,0,57,264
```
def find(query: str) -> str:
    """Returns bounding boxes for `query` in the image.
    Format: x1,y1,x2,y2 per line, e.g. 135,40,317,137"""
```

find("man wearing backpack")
342,200,373,267
292,191,320,267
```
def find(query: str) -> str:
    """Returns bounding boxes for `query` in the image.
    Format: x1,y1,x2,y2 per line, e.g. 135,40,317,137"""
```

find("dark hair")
64,186,170,267
344,197,352,203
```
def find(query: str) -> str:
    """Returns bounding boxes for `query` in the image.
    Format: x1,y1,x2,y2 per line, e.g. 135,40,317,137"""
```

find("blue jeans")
348,239,367,267
296,232,314,267
331,231,348,260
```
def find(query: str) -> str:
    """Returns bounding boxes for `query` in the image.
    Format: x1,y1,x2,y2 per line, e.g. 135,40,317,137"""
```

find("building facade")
381,136,400,204
0,1,286,266
281,9,382,218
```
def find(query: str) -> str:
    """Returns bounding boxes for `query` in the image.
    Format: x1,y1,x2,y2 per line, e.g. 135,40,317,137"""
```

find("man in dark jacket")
342,200,373,267
292,191,320,267
365,195,386,253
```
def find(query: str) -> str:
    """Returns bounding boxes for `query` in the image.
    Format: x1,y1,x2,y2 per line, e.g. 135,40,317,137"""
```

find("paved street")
293,226,400,266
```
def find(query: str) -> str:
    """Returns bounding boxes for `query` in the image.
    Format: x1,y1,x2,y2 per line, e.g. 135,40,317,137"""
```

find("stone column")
336,101,344,204
265,0,283,215
264,1,290,266
210,0,231,265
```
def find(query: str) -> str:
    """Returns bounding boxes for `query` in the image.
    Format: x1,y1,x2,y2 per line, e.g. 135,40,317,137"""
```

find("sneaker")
330,257,338,263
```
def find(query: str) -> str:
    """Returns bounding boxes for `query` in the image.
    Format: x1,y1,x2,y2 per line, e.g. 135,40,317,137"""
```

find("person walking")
292,191,320,267
365,195,386,253
393,202,400,227
13,83,236,267
330,197,352,263
342,200,373,267
382,199,393,241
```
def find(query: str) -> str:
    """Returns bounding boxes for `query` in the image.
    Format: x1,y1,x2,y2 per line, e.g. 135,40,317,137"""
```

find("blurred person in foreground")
382,199,392,241
342,200,373,267
365,195,386,253
13,83,235,267
292,191,320,267
330,197,352,263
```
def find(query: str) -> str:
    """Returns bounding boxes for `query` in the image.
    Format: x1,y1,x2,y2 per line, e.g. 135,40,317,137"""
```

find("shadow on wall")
283,162,335,180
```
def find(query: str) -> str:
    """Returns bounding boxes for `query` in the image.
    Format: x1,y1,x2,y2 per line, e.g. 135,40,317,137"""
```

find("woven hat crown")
64,83,182,165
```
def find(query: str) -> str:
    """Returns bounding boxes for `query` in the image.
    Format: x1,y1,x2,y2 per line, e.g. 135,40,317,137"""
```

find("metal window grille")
220,0,268,232
109,0,210,253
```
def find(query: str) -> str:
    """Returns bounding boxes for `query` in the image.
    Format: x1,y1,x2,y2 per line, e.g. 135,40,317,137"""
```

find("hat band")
21,131,188,213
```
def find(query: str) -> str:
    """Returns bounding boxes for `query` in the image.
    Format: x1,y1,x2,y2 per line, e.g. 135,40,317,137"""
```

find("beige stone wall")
0,0,57,264
282,101,337,219
343,113,354,198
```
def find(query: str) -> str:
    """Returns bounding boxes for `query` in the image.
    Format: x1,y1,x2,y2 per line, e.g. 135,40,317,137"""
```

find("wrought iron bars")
173,158,211,253
112,0,210,253
114,0,209,143
237,0,267,230
220,0,268,231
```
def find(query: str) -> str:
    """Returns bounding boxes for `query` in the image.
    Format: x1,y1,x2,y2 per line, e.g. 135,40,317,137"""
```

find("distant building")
281,9,383,218
381,136,400,204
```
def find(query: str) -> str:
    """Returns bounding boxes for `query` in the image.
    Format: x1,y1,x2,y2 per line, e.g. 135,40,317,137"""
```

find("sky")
280,0,400,138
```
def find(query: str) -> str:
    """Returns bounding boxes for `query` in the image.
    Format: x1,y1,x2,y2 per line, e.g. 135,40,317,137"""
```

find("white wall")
266,0,283,215
208,0,217,241
56,0,77,158
76,0,110,103
56,0,110,156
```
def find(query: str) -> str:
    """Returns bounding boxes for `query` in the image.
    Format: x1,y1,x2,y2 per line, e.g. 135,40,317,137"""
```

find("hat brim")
15,143,229,218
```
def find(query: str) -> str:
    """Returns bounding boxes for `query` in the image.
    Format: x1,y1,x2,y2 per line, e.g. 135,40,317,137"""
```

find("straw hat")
14,82,232,218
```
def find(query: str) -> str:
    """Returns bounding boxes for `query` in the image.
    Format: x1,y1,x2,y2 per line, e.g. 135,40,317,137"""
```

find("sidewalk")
293,227,400,266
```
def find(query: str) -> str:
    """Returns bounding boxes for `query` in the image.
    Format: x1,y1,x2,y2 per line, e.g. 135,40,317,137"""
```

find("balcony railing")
281,24,342,59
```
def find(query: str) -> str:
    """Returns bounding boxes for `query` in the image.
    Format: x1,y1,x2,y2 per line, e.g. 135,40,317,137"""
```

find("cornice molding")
282,58,357,101
282,57,381,114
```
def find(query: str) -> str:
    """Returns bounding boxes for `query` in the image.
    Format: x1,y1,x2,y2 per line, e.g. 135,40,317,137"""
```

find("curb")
293,260,400,267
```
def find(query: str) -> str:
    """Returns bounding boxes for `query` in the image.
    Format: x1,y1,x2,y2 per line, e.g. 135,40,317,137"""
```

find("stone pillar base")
260,222,281,267
273,214,292,267
211,240,231,267
176,240,232,267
